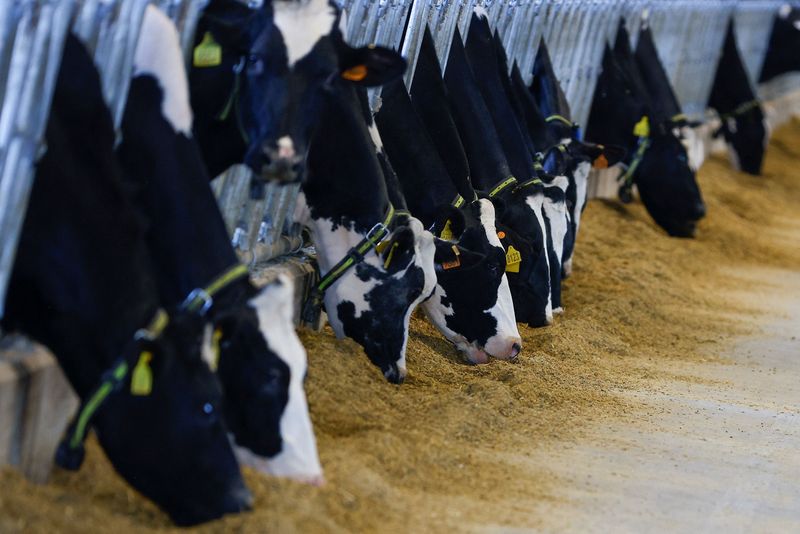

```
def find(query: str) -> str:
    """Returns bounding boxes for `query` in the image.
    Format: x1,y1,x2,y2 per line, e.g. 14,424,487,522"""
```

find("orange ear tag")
497,231,506,239
341,65,368,81
593,154,609,169
441,245,461,270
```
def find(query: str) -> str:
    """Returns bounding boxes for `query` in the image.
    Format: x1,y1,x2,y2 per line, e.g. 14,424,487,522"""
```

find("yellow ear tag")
383,242,399,269
193,32,222,68
441,245,461,270
210,328,223,371
439,219,454,241
341,64,368,81
593,154,609,169
505,245,522,273
131,351,153,396
633,115,650,138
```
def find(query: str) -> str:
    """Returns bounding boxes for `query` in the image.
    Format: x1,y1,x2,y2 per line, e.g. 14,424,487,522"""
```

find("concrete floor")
513,267,800,533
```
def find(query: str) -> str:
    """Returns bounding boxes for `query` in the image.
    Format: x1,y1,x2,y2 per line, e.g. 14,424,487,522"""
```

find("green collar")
301,204,396,324
182,264,250,315
489,176,518,197
546,114,573,128
56,309,170,470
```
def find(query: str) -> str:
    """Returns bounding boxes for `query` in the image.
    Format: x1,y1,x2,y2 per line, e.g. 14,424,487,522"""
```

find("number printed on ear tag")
505,246,522,273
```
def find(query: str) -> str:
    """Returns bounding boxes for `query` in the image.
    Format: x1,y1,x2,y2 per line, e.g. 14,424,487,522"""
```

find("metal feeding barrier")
2,0,800,321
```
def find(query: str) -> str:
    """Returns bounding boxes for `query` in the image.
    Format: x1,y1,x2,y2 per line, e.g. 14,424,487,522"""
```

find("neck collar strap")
301,204,395,324
719,99,760,121
451,191,479,208
546,114,573,128
55,309,170,470
489,176,518,197
617,136,651,203
182,264,250,315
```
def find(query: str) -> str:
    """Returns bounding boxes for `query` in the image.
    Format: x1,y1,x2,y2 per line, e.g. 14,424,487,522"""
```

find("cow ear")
542,146,568,176
432,205,466,241
578,142,626,168
433,241,484,272
380,226,415,273
339,45,406,87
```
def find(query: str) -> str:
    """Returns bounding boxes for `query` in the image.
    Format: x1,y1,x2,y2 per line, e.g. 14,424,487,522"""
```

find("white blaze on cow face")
476,200,521,357
563,160,591,278
523,193,554,324
542,175,570,314
674,126,705,171
133,5,193,135
243,275,323,484
273,0,338,67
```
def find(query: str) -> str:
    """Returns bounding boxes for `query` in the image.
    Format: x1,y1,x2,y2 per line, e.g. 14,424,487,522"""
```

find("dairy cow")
2,34,249,526
586,21,705,238
463,12,571,315
442,24,553,326
759,4,800,83
528,41,625,277
709,20,768,176
117,6,321,483
294,41,434,383
375,78,521,363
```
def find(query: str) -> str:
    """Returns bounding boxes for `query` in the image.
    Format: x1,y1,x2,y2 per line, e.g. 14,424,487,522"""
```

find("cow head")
94,312,250,526
490,190,553,327
225,275,322,485
211,275,322,484
191,0,402,181
424,201,521,364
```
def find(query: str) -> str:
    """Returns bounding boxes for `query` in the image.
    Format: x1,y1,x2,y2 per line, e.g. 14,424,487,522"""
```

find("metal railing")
2,0,799,320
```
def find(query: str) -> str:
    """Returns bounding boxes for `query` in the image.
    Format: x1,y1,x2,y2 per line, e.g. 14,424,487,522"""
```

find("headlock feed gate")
0,0,799,480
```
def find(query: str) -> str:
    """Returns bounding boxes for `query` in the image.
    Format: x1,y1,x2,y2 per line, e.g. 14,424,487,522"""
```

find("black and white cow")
464,15,570,315
118,6,321,483
586,21,705,238
375,78,521,363
759,4,800,83
294,42,434,383
709,19,768,176
442,24,553,327
528,41,625,278
634,24,705,173
2,34,249,526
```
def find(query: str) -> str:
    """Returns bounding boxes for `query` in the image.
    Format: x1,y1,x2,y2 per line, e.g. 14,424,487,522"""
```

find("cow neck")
709,21,760,115
585,44,640,150
760,8,800,83
409,27,475,202
465,13,534,183
301,203,396,325
509,63,559,150
304,79,391,234
2,35,164,398
118,74,246,310
444,28,512,193
634,26,684,124
375,78,460,229
530,42,575,144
